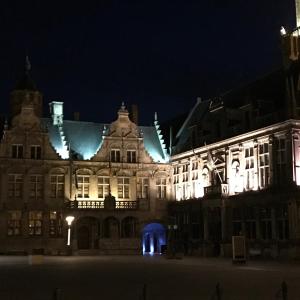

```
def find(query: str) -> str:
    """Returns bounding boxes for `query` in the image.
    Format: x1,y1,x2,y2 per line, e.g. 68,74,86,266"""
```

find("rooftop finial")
25,56,31,73
154,111,158,121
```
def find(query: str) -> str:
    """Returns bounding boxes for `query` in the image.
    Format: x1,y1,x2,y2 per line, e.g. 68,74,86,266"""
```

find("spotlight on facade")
65,216,75,246
280,26,287,36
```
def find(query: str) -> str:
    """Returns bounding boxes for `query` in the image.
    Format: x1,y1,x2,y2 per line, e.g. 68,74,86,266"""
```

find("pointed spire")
14,56,37,91
25,56,31,73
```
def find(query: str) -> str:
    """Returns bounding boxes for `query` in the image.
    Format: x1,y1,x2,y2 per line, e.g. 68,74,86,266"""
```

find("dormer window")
12,144,23,159
110,149,121,162
127,150,136,163
30,145,42,160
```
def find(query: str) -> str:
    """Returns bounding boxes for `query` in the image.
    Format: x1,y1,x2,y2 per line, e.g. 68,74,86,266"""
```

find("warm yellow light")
65,216,75,226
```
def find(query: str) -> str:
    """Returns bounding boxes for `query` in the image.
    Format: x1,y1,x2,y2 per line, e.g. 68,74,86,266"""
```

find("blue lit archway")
142,223,166,255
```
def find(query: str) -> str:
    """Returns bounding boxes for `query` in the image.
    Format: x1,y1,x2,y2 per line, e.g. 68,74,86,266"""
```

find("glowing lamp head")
65,216,75,226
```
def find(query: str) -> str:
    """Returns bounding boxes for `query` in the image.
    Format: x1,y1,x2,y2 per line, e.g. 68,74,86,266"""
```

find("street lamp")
65,216,75,246
167,224,178,258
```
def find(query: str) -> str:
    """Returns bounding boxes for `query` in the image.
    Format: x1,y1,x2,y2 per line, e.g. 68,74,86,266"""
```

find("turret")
10,56,43,118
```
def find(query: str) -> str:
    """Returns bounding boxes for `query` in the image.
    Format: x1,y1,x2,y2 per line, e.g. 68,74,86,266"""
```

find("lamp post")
168,224,178,258
65,216,75,247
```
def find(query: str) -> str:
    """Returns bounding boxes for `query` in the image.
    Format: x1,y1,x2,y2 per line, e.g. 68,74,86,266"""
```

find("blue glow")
142,223,166,255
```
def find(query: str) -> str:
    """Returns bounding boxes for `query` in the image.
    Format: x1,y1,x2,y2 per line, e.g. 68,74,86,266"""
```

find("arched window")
202,167,210,187
103,217,119,238
121,217,138,238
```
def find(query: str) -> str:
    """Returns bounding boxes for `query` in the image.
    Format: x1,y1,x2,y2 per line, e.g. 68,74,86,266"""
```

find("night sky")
0,0,296,125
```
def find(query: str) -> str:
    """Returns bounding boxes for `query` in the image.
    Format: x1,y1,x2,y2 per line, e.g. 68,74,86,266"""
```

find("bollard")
282,281,288,300
53,288,63,300
216,282,221,300
142,283,147,300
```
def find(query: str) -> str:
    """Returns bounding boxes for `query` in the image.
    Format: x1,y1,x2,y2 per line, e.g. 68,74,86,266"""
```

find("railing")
67,200,138,210
204,184,229,197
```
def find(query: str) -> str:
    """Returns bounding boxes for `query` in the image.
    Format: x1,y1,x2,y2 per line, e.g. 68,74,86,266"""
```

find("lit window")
137,177,149,199
77,175,90,198
98,176,110,198
49,211,63,237
8,174,23,198
11,144,23,159
28,211,43,236
259,143,270,188
118,177,130,199
276,138,286,183
245,147,255,190
127,150,136,163
30,145,42,159
7,211,21,236
30,175,43,199
110,149,121,162
156,178,167,199
50,175,64,198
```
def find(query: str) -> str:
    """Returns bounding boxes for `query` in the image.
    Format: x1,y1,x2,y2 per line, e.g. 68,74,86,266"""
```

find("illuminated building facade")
168,12,300,258
0,64,170,255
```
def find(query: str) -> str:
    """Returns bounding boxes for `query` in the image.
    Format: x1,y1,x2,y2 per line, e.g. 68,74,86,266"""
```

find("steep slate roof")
41,118,168,162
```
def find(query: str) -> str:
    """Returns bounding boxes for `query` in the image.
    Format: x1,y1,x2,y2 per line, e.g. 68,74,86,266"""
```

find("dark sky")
0,0,296,125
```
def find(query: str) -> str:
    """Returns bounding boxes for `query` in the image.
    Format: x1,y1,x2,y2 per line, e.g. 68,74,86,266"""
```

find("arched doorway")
142,223,166,255
76,217,99,250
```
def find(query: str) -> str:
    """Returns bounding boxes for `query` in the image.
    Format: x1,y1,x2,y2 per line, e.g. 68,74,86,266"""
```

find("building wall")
0,100,171,255
169,120,300,258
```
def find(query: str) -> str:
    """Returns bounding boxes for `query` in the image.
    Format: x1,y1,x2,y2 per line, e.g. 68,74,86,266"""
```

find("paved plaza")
0,255,299,300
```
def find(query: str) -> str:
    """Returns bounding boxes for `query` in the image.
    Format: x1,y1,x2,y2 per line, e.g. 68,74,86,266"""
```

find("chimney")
131,104,139,125
49,101,64,125
74,112,80,121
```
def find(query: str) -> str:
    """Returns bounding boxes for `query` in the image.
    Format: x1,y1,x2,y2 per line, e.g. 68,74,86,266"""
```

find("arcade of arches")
75,217,166,255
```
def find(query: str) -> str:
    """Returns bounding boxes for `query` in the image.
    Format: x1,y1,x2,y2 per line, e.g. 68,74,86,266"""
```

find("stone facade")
0,78,171,255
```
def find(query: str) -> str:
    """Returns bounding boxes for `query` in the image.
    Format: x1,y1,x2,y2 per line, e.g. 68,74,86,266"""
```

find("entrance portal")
77,226,90,249
142,223,166,255
76,217,99,250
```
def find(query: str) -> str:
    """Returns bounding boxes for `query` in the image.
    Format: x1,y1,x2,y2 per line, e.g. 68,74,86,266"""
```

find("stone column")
255,207,261,240
203,208,209,240
221,205,227,241
271,207,277,240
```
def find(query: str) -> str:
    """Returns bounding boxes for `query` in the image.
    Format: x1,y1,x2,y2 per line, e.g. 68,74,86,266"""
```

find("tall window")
232,208,242,236
182,164,189,199
49,211,63,237
260,208,272,240
276,206,289,240
77,175,90,198
245,147,255,190
28,211,42,236
276,138,286,183
127,150,136,163
245,207,256,240
50,175,64,198
30,145,42,159
191,161,198,198
12,144,23,159
259,143,270,188
202,167,209,187
173,166,181,200
110,149,121,162
98,176,110,198
137,177,149,199
30,175,43,199
8,174,23,198
7,211,21,236
118,177,130,199
156,178,167,199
